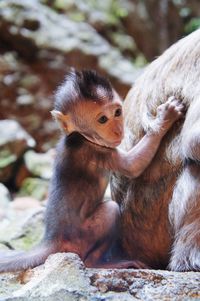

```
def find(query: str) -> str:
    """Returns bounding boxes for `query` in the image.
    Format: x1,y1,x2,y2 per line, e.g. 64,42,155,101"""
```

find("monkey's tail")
0,243,57,273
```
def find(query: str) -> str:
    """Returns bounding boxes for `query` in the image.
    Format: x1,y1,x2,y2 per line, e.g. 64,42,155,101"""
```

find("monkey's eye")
115,108,122,117
98,115,108,124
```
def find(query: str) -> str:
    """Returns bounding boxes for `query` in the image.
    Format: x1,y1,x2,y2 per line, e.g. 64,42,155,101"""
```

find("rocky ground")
0,253,200,300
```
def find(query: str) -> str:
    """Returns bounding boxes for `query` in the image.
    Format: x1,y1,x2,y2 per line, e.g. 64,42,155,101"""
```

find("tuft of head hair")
54,69,113,113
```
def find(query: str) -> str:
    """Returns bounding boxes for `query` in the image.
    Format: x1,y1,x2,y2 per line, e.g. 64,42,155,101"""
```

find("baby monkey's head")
52,69,124,148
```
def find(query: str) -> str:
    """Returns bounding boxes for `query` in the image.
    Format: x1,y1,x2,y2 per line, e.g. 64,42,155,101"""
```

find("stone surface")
10,197,42,211
18,177,49,201
12,253,92,298
0,183,12,220
0,120,36,182
0,253,199,300
0,183,11,208
0,207,44,251
0,0,141,96
24,149,54,180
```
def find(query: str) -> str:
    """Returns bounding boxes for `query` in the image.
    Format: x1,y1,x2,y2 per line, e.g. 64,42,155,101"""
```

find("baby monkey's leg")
82,200,119,265
83,200,148,269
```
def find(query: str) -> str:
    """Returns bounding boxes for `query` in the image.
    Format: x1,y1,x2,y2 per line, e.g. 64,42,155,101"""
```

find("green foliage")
0,149,16,168
109,0,128,20
134,54,147,68
11,228,43,250
67,11,85,22
111,32,136,51
53,0,73,10
100,1,127,24
185,18,200,34
43,0,128,25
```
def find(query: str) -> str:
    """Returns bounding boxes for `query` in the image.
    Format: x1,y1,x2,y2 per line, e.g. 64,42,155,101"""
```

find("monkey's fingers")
171,102,187,119
175,104,186,113
157,104,175,117
168,97,187,112
166,96,182,104
165,99,186,117
157,98,180,113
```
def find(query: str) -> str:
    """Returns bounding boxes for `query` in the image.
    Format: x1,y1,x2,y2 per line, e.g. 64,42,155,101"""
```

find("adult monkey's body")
112,29,200,271
0,70,184,273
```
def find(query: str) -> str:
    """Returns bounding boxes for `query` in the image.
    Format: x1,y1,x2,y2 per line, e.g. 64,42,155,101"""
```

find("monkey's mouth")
111,140,122,147
80,131,122,148
94,138,122,148
102,138,122,148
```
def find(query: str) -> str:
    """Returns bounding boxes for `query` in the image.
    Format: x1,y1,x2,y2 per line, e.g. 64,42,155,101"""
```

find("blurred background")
0,0,200,248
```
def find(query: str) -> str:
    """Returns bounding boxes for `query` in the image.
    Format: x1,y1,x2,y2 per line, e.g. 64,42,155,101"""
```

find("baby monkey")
0,70,185,272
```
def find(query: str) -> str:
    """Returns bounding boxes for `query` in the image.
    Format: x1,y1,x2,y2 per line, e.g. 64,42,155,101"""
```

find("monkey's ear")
51,110,75,135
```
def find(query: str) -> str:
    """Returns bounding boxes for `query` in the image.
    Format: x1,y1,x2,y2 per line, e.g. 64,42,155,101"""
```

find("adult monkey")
111,29,200,271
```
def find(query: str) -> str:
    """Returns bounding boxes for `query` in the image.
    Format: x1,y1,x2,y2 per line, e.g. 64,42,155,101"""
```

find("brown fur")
111,29,200,271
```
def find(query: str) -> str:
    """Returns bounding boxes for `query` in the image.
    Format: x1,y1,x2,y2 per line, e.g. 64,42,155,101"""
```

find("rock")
57,0,139,58
24,149,54,180
9,208,44,251
0,253,199,300
0,243,10,251
0,120,36,183
0,0,142,97
88,268,200,300
16,94,35,106
0,208,44,251
10,197,42,211
0,272,23,299
19,74,40,90
18,177,49,201
99,49,142,87
0,183,12,208
0,183,12,220
13,253,92,298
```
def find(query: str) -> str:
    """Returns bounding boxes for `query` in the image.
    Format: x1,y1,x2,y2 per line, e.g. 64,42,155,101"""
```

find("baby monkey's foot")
126,260,150,269
156,96,186,133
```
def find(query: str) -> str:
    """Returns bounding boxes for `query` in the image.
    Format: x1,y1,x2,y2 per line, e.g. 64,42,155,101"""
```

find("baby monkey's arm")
108,97,185,178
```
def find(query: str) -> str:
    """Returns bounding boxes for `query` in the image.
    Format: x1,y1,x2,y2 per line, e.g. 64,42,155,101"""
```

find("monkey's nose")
114,129,123,138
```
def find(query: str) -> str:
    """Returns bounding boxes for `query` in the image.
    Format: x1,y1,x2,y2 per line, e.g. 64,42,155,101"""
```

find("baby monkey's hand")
154,96,185,135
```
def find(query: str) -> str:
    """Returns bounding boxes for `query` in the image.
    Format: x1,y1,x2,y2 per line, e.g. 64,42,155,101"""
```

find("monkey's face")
75,98,124,148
